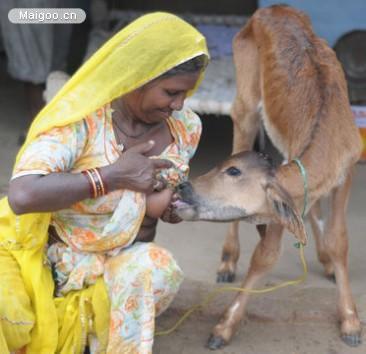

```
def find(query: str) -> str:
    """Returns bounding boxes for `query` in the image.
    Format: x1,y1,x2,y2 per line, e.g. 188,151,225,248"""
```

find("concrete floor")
1,54,366,354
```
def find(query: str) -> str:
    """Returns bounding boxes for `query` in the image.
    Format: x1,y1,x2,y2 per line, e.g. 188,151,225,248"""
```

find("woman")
0,12,209,354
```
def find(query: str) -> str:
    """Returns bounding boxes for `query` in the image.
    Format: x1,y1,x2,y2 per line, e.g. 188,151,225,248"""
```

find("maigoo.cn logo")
8,8,86,24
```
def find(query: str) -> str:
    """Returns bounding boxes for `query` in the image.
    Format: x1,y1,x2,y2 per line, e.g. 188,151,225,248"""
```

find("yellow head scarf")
0,12,208,354
18,11,208,162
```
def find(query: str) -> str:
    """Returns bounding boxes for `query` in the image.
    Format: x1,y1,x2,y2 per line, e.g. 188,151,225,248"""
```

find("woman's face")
124,72,200,124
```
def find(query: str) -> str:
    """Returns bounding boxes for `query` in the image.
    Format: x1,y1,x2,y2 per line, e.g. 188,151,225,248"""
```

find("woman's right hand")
8,140,172,215
102,140,173,194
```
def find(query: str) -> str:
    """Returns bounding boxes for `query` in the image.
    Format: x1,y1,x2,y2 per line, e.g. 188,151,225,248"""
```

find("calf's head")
175,151,307,244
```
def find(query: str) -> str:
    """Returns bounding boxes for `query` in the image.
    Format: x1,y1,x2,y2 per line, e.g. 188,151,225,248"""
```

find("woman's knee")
147,243,184,288
105,242,184,292
127,242,184,291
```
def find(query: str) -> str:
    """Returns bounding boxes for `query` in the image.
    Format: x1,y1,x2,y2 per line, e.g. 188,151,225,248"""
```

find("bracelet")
81,168,108,198
82,170,97,198
93,168,108,195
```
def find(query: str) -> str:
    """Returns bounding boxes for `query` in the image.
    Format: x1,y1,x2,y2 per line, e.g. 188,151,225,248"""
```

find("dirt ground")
1,54,366,354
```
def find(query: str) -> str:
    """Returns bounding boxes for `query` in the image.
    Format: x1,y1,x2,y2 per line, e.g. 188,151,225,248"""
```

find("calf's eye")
225,166,242,176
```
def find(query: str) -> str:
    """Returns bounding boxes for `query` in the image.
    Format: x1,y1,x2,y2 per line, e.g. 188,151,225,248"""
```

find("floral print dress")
12,103,201,353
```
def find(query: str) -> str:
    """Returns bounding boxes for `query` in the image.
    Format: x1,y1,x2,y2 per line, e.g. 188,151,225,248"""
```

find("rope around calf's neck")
155,158,309,337
292,157,308,219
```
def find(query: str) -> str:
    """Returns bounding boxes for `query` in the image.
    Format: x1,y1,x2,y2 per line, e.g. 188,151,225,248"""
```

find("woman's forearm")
8,172,91,214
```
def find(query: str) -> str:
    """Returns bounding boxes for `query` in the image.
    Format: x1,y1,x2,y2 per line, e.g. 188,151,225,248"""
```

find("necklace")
111,100,151,139
112,105,156,139
113,115,152,139
111,100,164,141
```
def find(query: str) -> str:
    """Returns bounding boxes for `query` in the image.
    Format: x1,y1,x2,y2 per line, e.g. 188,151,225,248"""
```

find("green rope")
292,157,308,249
292,158,308,219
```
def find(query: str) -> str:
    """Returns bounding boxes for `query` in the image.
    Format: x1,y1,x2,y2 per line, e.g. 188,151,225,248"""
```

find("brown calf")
175,5,363,349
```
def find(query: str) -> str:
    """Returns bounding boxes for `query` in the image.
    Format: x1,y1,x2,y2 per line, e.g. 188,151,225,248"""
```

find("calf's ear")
265,181,307,245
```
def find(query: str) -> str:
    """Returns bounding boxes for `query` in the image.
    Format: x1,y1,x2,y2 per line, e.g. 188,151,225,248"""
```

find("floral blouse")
12,103,201,254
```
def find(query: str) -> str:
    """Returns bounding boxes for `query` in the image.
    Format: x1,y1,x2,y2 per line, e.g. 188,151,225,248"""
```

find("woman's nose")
170,95,185,111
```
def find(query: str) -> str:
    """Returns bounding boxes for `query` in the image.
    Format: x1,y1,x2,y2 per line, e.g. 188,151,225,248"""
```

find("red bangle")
82,170,97,198
81,168,108,198
94,168,108,195
89,169,102,197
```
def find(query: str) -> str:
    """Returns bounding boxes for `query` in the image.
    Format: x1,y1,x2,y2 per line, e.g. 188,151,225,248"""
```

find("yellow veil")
0,12,208,354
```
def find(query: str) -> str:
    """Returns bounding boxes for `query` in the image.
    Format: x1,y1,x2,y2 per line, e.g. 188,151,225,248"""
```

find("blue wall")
259,0,366,46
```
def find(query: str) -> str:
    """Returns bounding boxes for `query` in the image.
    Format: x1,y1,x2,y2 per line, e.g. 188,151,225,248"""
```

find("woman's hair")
159,54,208,78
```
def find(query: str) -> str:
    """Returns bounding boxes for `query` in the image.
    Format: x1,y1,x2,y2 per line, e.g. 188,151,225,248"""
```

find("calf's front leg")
208,224,284,349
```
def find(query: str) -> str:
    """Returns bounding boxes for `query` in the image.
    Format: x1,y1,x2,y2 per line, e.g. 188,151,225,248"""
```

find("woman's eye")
225,166,242,176
166,90,179,97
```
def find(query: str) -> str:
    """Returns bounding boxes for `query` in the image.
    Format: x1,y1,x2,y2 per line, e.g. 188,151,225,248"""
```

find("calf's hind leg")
217,221,240,282
218,34,261,283
217,114,260,283
323,171,361,347
309,199,335,280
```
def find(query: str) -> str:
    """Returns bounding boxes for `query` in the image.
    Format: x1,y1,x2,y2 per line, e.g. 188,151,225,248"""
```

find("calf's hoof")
207,334,226,350
326,273,336,283
216,271,235,283
341,332,362,347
